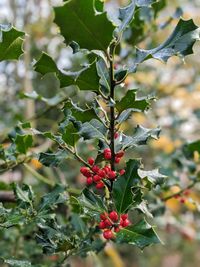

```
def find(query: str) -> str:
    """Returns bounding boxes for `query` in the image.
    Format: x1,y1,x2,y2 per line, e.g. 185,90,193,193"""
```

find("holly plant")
0,0,200,266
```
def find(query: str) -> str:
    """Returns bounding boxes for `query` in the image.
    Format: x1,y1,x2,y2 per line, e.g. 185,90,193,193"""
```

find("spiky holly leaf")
113,159,141,214
138,168,167,187
54,0,115,51
39,150,69,167
15,134,33,154
116,219,161,249
79,188,106,217
134,19,200,64
116,89,151,113
3,259,32,267
34,53,100,91
0,25,25,61
78,119,107,141
122,125,161,150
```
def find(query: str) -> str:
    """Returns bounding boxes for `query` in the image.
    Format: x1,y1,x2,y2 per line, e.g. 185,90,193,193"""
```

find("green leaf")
54,0,115,51
96,58,110,95
62,122,79,146
183,140,200,158
39,150,69,167
3,259,32,267
116,219,161,249
78,119,107,141
0,26,25,61
122,125,161,150
136,0,158,5
34,53,100,91
36,219,74,254
13,184,34,206
138,169,167,186
38,184,67,212
116,89,151,113
79,188,106,216
116,1,136,39
62,100,99,124
113,159,141,213
75,62,100,91
15,134,33,154
135,19,200,64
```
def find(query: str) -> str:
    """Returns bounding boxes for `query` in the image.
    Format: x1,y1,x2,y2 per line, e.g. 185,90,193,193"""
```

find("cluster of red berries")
103,148,124,164
98,211,130,239
80,149,125,189
174,189,191,204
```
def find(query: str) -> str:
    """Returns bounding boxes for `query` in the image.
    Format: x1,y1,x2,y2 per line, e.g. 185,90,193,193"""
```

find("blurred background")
0,0,200,266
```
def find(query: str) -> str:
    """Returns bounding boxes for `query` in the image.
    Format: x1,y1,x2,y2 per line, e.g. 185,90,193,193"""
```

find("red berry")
98,169,106,178
115,157,121,164
86,177,93,185
84,170,92,177
121,214,128,221
104,148,112,160
114,132,119,139
174,194,180,199
109,211,118,222
103,230,114,240
92,165,100,173
100,212,108,221
116,150,124,158
104,219,112,227
121,219,130,227
88,157,95,166
108,170,116,180
104,148,111,154
98,221,106,229
93,175,101,183
80,166,89,175
119,169,125,175
180,198,185,204
114,227,120,233
104,152,112,160
96,181,104,189
184,189,190,196
103,165,111,174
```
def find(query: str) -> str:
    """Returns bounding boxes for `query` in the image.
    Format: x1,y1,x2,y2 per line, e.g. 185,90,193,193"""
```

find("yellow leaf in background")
105,244,124,267
134,72,156,86
185,199,197,211
166,198,181,213
132,113,146,124
151,136,175,154
31,158,42,169
194,151,199,163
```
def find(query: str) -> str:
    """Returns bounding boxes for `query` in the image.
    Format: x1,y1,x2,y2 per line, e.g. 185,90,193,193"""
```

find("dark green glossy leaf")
38,184,67,212
54,0,115,51
183,140,200,158
15,134,33,154
3,259,32,267
79,188,106,216
34,53,100,91
113,159,141,213
122,125,161,150
78,119,107,141
62,100,100,124
135,19,200,63
0,26,25,61
62,122,79,146
39,150,69,167
138,168,167,186
116,219,161,249
96,58,110,95
116,89,151,113
13,184,34,206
